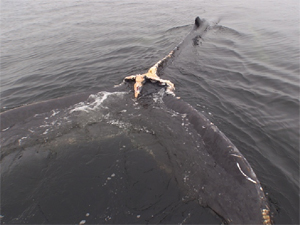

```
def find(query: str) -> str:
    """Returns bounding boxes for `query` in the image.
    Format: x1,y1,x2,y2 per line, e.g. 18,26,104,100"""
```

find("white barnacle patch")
105,216,112,221
2,127,10,132
50,109,60,117
236,162,257,184
231,153,242,158
18,136,27,146
262,208,271,224
79,220,86,225
103,173,116,186
211,125,218,132
183,174,189,182
181,212,191,224
230,146,239,153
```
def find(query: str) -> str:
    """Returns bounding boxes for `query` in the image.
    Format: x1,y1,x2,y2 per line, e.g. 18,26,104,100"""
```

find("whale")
0,17,271,224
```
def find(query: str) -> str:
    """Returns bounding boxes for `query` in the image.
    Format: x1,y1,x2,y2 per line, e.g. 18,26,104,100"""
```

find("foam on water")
70,91,127,113
1,91,129,153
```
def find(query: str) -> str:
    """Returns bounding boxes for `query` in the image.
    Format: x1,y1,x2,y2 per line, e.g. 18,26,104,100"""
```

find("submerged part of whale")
1,90,270,224
0,17,271,224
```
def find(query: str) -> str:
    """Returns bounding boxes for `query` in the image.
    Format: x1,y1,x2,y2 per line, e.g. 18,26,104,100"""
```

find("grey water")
1,0,299,224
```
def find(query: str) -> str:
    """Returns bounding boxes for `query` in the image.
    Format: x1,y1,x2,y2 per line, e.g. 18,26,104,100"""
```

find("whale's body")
0,17,270,224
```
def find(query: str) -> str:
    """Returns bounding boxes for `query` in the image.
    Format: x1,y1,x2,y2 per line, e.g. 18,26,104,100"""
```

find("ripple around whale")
0,17,271,224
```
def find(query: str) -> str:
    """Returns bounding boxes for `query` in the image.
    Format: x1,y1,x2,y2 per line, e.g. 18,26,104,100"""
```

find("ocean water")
1,0,299,224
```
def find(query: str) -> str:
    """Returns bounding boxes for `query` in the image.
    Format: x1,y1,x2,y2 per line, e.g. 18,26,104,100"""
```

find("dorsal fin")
195,16,201,28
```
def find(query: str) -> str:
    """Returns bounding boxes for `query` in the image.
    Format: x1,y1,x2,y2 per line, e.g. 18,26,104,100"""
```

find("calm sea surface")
1,0,299,224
